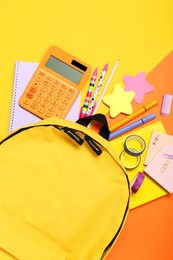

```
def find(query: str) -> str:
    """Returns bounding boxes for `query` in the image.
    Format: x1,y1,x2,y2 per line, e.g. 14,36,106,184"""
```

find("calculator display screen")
45,55,83,84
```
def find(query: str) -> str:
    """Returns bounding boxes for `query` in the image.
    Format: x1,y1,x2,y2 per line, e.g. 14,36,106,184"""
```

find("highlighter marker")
109,100,158,132
109,113,156,140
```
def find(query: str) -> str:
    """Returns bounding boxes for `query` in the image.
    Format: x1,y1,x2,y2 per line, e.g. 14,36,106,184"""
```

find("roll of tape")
119,148,141,169
124,135,146,156
131,172,145,193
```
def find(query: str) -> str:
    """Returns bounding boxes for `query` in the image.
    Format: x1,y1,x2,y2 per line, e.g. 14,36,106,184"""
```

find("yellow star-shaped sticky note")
103,84,135,118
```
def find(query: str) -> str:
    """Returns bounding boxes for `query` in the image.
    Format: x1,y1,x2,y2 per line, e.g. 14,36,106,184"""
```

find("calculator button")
33,96,41,103
40,85,47,92
48,105,55,112
38,71,45,77
44,111,52,117
36,76,43,82
43,79,50,86
56,111,63,118
46,75,53,81
65,92,72,99
54,93,62,100
37,91,44,98
47,89,54,96
44,95,51,102
61,84,67,89
37,106,45,113
58,102,66,110
26,92,33,99
58,87,65,95
68,88,75,94
29,87,37,94
50,84,58,91
23,98,30,105
40,100,48,108
53,79,60,84
51,99,59,106
30,103,37,109
62,97,69,105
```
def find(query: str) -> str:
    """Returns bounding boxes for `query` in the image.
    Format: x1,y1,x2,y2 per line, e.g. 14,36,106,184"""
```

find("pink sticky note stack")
123,72,154,104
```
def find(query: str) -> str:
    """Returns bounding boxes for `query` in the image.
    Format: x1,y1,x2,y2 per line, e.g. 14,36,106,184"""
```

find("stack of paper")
144,131,173,193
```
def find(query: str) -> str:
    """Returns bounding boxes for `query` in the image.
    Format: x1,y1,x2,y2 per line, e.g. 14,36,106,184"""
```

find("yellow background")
0,1,173,259
1,0,173,139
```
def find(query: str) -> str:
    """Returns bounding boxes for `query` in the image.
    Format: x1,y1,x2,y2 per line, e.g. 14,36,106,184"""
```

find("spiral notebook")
8,61,81,132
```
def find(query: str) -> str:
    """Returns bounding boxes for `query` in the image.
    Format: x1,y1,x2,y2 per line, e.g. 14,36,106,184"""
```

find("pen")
86,63,108,116
79,68,98,118
93,59,119,115
109,113,156,140
109,100,158,132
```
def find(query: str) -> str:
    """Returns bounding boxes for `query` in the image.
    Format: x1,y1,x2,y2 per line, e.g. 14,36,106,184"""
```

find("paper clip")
152,134,160,145
161,160,169,173
163,154,173,160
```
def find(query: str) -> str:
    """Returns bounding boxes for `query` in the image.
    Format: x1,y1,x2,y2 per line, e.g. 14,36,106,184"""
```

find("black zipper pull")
62,127,84,145
84,135,102,155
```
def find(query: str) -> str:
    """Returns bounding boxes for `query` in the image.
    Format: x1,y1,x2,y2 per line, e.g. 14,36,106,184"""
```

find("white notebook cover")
8,61,81,132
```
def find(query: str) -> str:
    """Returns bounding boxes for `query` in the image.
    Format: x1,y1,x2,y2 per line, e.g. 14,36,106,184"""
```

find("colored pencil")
79,68,98,118
86,63,108,116
93,59,119,114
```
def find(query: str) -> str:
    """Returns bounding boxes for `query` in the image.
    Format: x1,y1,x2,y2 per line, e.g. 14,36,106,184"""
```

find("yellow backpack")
0,114,130,260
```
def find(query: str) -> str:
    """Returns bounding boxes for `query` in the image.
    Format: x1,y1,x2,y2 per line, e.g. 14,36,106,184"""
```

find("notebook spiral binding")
8,61,39,133
8,61,20,133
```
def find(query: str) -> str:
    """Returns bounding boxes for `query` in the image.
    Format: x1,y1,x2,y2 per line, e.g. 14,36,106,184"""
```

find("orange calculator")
19,45,92,119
